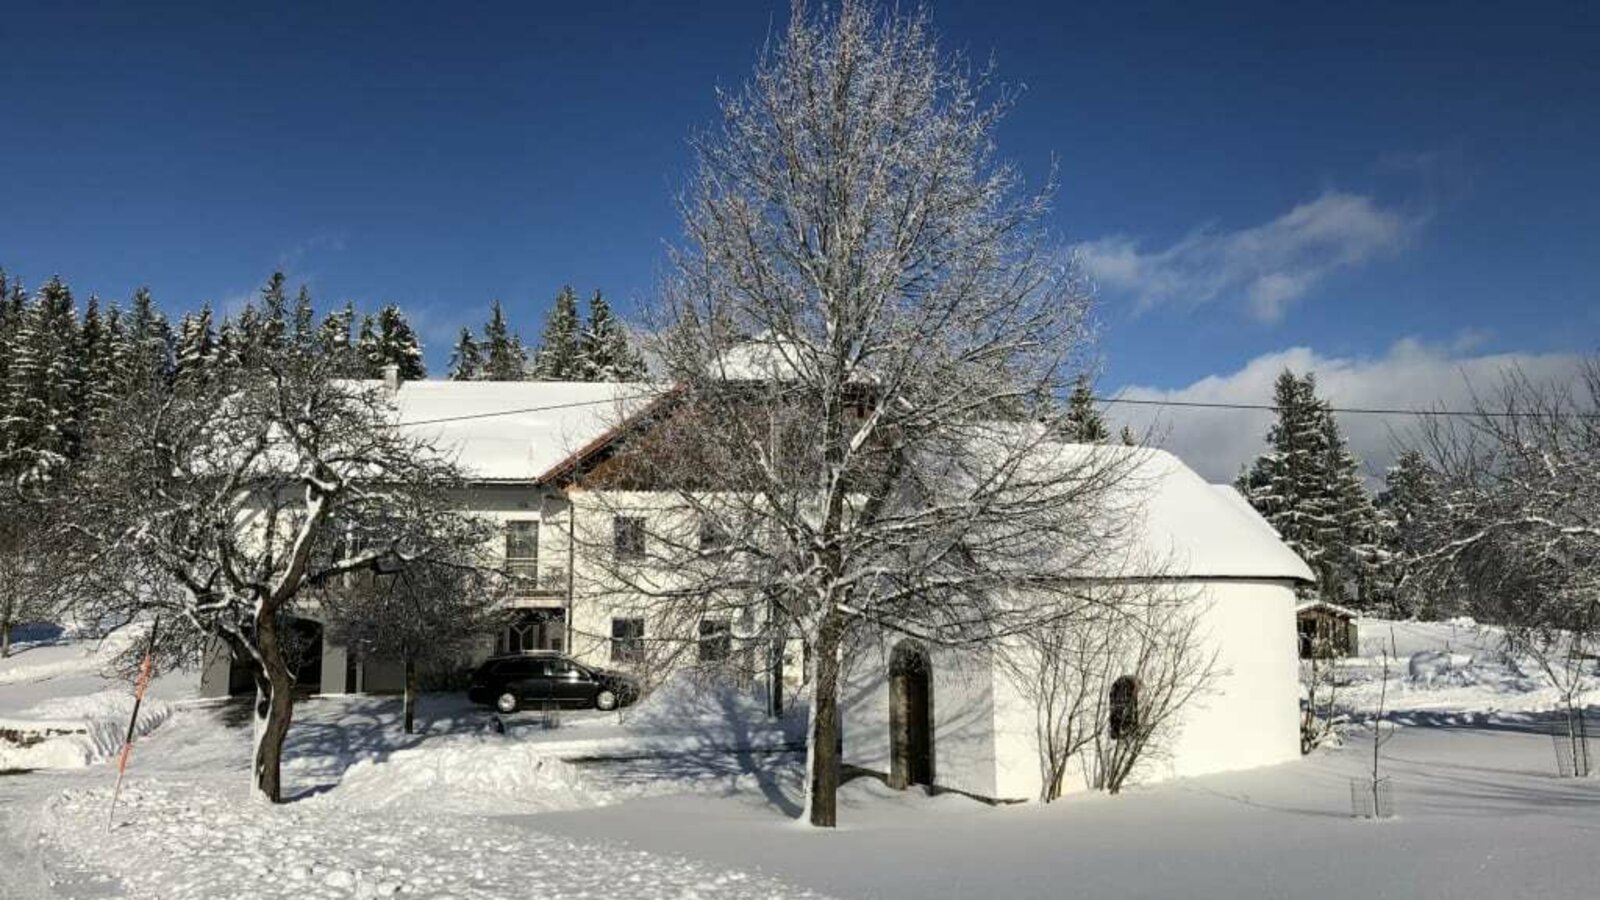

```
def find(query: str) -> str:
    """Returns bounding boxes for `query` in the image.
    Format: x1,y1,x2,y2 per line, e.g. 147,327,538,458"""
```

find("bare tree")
321,554,511,735
1407,358,1600,766
999,578,1214,802
1083,586,1217,795
1003,610,1110,802
0,487,74,656
576,1,1131,827
70,354,474,802
1300,632,1344,755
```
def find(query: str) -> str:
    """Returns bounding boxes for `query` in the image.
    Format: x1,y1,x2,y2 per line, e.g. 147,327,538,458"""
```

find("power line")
391,386,1596,426
397,392,664,427
1094,394,1600,420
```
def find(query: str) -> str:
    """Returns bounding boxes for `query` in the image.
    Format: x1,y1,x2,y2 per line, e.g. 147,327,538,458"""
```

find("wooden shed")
1295,600,1359,658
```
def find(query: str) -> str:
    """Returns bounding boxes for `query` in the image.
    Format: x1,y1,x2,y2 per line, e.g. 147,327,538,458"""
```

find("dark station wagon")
467,653,640,714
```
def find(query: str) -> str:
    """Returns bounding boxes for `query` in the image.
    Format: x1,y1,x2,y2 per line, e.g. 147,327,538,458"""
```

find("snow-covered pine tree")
291,285,316,357
1376,448,1443,616
77,296,121,441
480,300,528,381
447,327,484,381
317,302,358,375
357,305,426,380
0,271,21,472
3,276,82,481
531,286,582,380
578,290,647,381
175,305,218,383
257,272,290,356
1238,370,1340,599
1321,413,1385,608
1061,374,1110,442
119,287,174,391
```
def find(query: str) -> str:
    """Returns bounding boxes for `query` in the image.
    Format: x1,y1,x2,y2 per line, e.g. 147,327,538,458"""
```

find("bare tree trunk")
403,655,418,735
806,613,844,828
1,619,10,659
251,613,296,803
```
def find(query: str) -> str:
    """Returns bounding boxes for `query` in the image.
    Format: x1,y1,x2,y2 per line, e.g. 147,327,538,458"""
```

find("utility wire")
397,393,664,427
391,387,1598,426
1095,394,1600,420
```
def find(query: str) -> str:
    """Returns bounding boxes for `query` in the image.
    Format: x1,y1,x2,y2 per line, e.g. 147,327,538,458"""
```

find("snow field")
0,630,183,771
1329,618,1599,720
43,780,831,900
0,689,173,770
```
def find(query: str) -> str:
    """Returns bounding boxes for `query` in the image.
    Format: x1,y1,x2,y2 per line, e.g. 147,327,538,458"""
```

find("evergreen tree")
77,297,119,441
480,300,527,380
578,290,647,381
1238,371,1340,600
317,303,359,375
448,327,484,381
1061,374,1110,442
291,285,316,356
215,314,247,371
357,305,426,380
257,272,290,355
1376,449,1443,616
1238,370,1386,606
531,286,582,380
119,287,174,390
3,277,82,480
1321,414,1385,607
0,272,22,472
175,305,218,382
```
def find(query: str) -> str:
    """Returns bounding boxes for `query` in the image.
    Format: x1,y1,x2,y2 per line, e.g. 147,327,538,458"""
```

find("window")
505,521,539,595
545,659,584,680
698,619,732,663
611,617,646,664
613,516,646,561
1108,675,1140,741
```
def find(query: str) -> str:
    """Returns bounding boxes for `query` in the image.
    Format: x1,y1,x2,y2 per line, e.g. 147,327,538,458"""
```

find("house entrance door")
503,608,566,654
889,641,934,789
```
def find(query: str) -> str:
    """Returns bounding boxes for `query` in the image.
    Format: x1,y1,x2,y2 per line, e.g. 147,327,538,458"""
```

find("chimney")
382,363,401,393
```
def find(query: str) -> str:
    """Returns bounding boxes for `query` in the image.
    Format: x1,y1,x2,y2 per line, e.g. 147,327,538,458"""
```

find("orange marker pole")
107,617,160,832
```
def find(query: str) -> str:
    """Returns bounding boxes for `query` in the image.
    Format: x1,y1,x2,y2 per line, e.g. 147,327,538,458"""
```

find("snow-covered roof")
1295,599,1358,618
379,380,666,483
1095,447,1316,583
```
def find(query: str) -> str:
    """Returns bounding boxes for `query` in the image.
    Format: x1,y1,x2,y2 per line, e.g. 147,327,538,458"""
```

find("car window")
547,660,583,679
500,658,540,677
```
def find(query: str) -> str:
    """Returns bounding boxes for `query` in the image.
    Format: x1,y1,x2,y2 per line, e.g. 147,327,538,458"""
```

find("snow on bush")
623,672,804,736
334,735,612,814
0,689,171,770
44,780,828,900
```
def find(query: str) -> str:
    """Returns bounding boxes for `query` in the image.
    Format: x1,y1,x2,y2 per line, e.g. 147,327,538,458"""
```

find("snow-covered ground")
0,630,185,771
2,619,1598,899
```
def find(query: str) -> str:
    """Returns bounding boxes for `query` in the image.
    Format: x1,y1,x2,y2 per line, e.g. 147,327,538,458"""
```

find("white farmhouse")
198,378,1314,804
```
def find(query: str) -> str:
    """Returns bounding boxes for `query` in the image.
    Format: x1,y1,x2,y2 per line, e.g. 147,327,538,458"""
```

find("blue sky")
2,1,1595,474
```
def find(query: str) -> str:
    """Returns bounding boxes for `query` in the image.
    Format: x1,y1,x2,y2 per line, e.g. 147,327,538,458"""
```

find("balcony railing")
506,560,567,598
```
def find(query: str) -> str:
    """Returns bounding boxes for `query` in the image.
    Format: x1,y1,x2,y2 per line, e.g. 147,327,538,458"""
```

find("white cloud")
1078,192,1420,322
1111,342,1587,484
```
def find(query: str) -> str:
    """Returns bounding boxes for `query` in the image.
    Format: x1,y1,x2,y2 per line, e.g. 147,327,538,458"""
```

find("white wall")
841,640,1000,799
990,579,1303,799
1159,580,1302,780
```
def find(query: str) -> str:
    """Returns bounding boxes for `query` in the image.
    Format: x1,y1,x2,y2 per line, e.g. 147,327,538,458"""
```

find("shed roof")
1295,599,1359,618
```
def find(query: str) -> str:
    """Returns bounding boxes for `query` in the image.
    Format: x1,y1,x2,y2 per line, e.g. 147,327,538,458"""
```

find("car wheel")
595,689,618,711
495,691,519,714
